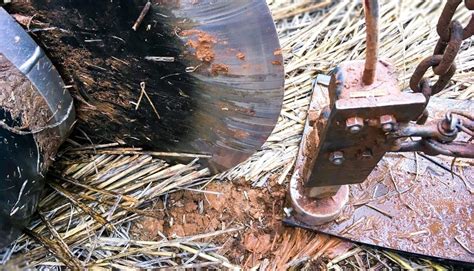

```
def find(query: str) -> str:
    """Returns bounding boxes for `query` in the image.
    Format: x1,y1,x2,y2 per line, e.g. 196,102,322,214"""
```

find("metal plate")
0,9,74,249
14,0,284,172
0,7,75,137
286,78,474,263
0,108,43,248
306,61,427,187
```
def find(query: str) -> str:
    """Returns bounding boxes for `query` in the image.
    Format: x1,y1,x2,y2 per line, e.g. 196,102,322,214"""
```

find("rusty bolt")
380,115,397,132
308,110,319,126
329,151,345,166
346,117,364,134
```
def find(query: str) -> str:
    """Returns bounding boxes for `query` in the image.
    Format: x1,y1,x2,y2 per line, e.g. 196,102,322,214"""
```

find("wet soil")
182,30,217,63
8,1,198,150
131,178,348,269
132,179,285,266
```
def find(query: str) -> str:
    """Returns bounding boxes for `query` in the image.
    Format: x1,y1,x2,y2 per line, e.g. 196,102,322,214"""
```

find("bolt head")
349,126,362,134
332,158,344,166
329,151,344,166
346,117,364,134
382,123,394,132
380,115,397,132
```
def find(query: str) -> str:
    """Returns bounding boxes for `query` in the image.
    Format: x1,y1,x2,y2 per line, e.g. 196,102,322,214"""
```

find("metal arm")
363,0,380,85
392,111,474,158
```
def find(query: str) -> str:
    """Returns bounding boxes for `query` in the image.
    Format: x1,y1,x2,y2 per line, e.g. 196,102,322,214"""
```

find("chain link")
410,0,474,95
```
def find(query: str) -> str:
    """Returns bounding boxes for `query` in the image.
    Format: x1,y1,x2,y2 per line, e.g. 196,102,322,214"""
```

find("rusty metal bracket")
289,60,429,226
288,0,474,263
287,76,474,263
304,61,427,189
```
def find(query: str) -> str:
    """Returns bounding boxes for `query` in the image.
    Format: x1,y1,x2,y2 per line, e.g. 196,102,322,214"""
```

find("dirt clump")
211,63,229,76
236,52,246,60
272,60,282,66
243,232,272,257
132,179,285,265
132,178,343,269
182,30,217,63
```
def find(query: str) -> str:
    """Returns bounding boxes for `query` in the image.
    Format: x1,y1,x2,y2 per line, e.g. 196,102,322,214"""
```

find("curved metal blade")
170,0,285,171
0,7,75,248
14,0,284,172
0,7,74,138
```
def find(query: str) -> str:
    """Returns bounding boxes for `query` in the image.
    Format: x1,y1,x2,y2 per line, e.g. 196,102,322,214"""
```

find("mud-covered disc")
10,0,284,172
0,109,45,248
0,7,74,248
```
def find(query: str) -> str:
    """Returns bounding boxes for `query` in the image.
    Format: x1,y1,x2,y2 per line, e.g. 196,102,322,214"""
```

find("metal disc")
0,108,43,248
16,0,284,172
0,8,75,248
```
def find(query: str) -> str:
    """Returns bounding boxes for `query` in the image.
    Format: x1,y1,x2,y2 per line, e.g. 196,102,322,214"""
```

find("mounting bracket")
287,74,474,263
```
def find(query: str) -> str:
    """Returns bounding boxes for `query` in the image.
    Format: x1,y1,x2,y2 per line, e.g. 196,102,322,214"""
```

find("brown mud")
182,29,217,63
210,63,230,76
7,1,205,151
0,54,61,170
132,178,349,269
236,52,246,60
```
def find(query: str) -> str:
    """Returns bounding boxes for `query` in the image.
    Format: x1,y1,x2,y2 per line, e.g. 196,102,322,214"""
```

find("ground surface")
0,0,473,270
131,178,350,269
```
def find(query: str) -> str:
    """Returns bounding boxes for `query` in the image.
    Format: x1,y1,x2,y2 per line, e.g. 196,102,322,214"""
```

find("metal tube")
396,141,427,153
393,124,448,141
426,140,474,158
396,140,474,158
362,0,380,85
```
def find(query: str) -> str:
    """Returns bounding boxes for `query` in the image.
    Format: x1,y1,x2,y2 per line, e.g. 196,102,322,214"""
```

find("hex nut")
329,151,345,166
346,117,364,134
380,115,397,132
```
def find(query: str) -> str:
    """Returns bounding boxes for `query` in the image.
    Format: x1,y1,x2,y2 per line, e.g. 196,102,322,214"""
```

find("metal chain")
410,0,474,95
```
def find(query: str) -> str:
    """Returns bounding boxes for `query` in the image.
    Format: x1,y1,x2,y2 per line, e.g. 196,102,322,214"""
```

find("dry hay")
1,0,473,269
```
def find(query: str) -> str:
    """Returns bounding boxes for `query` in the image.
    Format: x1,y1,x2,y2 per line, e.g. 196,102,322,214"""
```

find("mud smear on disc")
8,0,285,171
11,0,202,150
